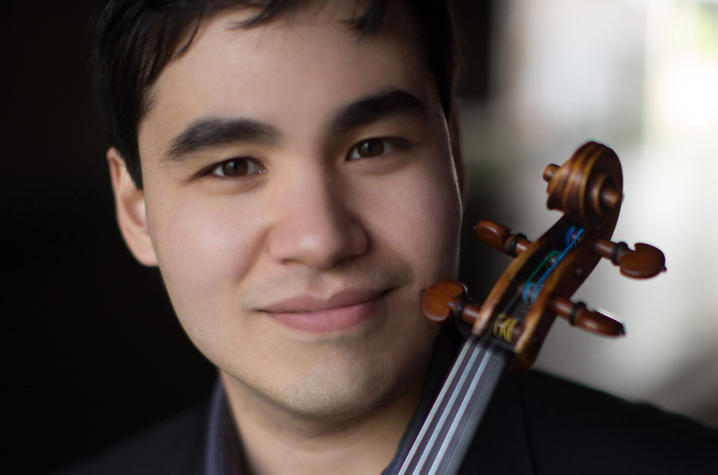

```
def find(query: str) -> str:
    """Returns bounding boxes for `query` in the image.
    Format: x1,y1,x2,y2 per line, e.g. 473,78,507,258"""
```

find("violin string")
433,346,508,475
417,237,565,471
400,226,582,473
399,338,509,475
523,227,584,304
427,343,503,475
413,339,485,473
398,335,478,473
522,250,558,304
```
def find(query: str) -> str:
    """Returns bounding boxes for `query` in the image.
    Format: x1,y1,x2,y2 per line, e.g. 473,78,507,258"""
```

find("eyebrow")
330,88,428,135
165,118,280,160
163,89,427,160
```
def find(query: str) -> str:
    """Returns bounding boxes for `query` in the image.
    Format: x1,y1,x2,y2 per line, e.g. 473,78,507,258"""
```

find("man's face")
117,2,462,419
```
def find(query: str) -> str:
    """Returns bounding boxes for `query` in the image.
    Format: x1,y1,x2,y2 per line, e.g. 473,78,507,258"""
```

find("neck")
220,370,426,475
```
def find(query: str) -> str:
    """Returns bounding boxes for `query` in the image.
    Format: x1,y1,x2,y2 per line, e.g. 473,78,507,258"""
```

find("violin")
396,141,666,474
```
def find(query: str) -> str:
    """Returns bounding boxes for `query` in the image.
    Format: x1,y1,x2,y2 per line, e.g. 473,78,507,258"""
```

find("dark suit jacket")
57,368,718,475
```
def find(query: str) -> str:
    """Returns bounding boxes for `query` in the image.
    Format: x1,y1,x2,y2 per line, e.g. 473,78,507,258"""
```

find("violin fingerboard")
397,337,510,475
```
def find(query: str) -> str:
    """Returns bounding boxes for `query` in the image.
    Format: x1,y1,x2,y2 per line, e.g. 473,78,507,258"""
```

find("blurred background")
5,1,717,473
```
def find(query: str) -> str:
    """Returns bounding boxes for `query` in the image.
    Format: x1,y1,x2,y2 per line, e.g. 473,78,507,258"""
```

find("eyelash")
346,137,408,160
200,136,408,179
206,157,266,178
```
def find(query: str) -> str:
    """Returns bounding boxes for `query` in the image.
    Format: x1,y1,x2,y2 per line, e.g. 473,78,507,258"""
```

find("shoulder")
54,398,210,475
512,370,718,474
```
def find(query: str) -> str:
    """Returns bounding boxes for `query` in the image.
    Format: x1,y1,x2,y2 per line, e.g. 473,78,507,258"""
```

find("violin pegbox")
421,142,666,372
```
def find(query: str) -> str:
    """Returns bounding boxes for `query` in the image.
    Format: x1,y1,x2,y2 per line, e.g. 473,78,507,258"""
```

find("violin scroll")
543,141,623,229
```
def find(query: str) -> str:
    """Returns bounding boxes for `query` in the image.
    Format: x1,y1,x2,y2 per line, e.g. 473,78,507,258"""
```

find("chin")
279,331,436,421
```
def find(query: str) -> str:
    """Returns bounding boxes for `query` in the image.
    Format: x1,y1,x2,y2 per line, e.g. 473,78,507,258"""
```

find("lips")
261,288,389,333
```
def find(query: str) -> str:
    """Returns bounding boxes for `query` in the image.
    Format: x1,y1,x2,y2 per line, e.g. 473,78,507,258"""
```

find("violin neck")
397,336,511,475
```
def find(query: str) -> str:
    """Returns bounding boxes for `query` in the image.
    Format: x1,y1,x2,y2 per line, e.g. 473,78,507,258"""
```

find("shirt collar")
204,379,246,475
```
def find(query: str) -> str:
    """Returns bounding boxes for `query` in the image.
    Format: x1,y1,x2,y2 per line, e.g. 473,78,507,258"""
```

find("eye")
210,157,265,178
346,137,406,160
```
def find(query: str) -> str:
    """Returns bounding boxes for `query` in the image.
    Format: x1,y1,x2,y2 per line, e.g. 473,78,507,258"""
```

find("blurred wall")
459,0,718,428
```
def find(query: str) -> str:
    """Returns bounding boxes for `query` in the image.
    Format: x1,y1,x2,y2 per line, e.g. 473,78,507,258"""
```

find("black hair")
91,0,458,188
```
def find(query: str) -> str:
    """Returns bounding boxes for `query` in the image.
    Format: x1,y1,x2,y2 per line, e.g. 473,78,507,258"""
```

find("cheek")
410,172,463,277
364,157,463,280
145,193,262,324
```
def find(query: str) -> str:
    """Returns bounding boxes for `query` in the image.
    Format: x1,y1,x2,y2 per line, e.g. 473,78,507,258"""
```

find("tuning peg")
593,238,666,278
420,280,484,329
475,220,533,257
549,296,625,336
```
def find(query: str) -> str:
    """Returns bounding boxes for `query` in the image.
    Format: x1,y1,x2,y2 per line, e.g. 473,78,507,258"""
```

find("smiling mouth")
261,288,391,334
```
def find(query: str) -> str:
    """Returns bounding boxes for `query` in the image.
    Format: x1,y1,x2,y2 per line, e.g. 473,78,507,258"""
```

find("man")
65,0,718,473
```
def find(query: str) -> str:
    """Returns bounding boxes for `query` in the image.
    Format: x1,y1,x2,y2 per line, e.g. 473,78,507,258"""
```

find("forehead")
138,2,436,153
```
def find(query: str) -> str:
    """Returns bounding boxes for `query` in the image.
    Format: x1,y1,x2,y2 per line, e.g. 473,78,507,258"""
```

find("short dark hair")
91,0,459,188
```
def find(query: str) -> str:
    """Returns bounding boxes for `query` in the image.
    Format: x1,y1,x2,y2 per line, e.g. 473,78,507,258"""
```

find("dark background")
5,2,496,473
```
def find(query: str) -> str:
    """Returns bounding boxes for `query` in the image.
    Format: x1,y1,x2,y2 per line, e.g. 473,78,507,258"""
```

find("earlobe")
107,148,158,266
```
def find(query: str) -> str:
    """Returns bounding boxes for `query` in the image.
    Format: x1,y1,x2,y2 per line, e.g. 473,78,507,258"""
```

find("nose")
267,170,368,270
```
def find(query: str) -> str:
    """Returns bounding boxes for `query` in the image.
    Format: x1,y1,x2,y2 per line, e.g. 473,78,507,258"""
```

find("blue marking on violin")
522,282,539,305
522,227,585,304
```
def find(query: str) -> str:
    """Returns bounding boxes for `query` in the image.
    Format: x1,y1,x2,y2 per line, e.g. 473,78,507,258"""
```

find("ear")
107,147,158,266
448,100,467,205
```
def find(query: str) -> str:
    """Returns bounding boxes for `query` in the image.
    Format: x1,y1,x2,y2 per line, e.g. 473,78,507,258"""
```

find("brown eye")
347,138,393,160
211,158,264,177
358,139,384,157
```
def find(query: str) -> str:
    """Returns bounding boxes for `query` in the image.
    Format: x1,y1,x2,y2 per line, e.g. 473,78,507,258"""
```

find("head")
96,0,464,423
92,0,461,189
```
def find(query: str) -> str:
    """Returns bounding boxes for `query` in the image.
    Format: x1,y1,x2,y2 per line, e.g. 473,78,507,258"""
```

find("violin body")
397,141,665,474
